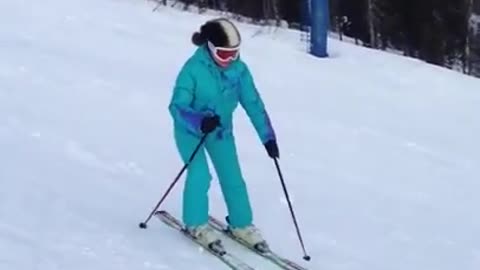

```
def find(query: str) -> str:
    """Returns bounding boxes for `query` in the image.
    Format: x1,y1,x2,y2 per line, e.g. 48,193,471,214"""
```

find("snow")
1,0,480,269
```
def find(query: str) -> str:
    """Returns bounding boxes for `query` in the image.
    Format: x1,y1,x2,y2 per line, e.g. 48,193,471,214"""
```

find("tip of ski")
208,215,309,270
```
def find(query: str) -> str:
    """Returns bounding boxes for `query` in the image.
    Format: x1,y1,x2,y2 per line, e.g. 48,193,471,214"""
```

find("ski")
208,216,309,270
154,210,256,270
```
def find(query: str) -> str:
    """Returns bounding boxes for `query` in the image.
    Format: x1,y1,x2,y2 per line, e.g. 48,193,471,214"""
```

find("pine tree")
367,0,377,48
468,0,480,76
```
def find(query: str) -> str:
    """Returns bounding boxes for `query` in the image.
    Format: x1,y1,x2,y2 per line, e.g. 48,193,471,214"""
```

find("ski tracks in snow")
64,139,144,176
0,115,145,177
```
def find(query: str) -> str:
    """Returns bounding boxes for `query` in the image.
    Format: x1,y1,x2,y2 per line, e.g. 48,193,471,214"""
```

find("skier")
168,17,279,250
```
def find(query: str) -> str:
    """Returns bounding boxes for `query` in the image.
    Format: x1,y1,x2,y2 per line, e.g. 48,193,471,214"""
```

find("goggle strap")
207,41,239,52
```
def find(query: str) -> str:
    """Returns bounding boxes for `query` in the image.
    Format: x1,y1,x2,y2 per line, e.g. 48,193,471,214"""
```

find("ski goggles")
208,41,240,62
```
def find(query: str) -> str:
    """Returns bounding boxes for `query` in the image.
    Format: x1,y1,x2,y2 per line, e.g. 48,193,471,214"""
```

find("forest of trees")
161,0,480,78
329,0,480,77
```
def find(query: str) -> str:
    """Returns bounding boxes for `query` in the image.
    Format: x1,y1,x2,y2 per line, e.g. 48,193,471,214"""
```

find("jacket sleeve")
168,62,204,135
239,64,276,144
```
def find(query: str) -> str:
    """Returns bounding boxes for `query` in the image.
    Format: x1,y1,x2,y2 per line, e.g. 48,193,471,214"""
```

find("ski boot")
186,224,225,255
226,217,270,253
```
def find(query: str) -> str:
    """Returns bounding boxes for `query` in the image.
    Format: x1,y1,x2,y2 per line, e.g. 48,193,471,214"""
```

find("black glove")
200,115,220,134
264,139,279,158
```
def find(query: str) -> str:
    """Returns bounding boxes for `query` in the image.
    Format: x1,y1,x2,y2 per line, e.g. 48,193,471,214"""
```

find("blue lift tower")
302,0,329,57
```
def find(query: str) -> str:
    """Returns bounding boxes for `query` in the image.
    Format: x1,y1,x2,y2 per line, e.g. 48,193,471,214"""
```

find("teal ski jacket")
168,45,276,143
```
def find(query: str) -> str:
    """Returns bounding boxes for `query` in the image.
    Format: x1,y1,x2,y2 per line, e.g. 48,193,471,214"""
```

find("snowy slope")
1,0,480,269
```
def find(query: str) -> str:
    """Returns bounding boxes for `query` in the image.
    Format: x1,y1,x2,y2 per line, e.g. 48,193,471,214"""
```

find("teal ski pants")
174,129,253,229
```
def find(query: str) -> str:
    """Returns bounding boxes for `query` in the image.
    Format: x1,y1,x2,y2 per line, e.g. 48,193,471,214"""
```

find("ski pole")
273,157,311,261
139,133,208,229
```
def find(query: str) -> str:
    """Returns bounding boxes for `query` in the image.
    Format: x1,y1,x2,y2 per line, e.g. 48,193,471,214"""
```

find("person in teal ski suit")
168,18,279,248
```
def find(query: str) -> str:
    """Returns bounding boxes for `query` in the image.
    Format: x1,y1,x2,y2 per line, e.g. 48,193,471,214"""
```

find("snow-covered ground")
1,0,480,269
